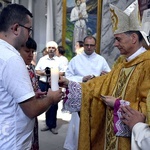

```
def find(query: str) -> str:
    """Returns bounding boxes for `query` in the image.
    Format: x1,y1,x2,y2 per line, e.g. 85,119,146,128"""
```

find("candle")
51,67,59,91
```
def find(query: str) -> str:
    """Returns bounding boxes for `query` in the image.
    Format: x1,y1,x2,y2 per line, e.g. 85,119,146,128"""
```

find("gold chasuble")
78,50,150,150
147,89,150,125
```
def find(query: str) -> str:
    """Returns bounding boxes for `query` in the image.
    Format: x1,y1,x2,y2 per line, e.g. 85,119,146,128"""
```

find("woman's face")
75,42,80,50
20,46,35,65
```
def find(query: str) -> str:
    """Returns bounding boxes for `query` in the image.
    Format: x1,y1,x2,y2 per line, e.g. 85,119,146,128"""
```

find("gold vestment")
78,50,150,150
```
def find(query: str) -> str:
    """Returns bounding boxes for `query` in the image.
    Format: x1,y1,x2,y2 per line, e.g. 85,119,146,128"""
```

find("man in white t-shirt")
35,41,63,134
57,45,69,74
0,4,63,150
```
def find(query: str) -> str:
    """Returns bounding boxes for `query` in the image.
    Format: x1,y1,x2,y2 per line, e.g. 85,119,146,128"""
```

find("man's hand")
35,70,46,76
58,76,69,88
120,105,146,130
47,88,63,104
100,71,109,76
35,89,47,98
100,95,116,108
82,75,92,82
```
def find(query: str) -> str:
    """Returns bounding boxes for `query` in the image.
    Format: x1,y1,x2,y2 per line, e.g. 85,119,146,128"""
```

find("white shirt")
0,39,35,149
65,51,111,82
127,46,146,61
35,55,63,82
58,55,69,72
131,123,150,150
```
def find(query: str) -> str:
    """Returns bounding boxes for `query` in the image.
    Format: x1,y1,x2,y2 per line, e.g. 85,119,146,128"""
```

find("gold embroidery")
105,66,135,150
110,8,118,32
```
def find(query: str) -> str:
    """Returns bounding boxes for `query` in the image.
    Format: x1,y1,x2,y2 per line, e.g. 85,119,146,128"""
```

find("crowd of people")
0,0,150,150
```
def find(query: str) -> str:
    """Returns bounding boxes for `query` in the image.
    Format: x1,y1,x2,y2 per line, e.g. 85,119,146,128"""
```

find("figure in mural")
70,0,88,52
80,0,88,22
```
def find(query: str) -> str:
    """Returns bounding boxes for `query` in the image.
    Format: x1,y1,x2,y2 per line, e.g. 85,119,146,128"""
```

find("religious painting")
62,0,102,60
138,0,150,17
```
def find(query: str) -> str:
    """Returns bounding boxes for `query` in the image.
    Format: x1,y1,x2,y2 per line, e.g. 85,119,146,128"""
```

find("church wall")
19,0,136,67
19,0,47,61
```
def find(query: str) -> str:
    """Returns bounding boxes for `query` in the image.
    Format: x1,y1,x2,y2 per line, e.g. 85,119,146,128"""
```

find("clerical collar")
126,46,146,62
83,51,96,58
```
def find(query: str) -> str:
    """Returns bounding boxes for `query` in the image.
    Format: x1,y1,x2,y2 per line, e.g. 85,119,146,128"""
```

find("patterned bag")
114,99,131,137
